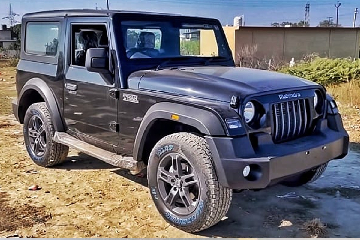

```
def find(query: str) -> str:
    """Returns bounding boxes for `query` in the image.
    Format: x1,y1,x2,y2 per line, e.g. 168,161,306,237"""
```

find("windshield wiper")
155,57,195,71
203,56,229,66
155,58,174,71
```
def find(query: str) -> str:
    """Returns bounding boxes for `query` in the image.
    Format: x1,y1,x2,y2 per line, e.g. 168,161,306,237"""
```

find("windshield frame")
112,13,234,82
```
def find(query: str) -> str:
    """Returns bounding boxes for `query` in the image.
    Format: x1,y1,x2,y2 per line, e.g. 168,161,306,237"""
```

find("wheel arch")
18,78,66,132
133,102,226,163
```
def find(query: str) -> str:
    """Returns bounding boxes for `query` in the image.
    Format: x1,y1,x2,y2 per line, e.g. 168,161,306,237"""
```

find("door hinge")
109,121,120,132
109,89,120,99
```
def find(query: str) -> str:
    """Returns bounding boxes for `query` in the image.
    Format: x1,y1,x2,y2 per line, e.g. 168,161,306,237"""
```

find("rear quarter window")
25,22,60,56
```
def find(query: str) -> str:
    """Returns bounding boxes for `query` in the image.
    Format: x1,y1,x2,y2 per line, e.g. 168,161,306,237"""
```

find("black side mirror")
85,48,109,73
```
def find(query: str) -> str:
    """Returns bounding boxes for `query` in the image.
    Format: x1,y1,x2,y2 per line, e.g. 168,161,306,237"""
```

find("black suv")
12,9,349,233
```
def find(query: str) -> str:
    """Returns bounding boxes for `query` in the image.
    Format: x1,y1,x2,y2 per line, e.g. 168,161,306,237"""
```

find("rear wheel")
147,132,232,233
23,102,69,167
281,163,328,187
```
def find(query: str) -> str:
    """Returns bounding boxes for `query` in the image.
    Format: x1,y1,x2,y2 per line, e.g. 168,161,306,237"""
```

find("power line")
1,3,19,27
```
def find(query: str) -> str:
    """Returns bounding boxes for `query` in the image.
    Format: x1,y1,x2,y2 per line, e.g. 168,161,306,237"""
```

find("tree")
318,19,339,27
296,20,310,27
9,24,21,50
271,21,309,27
271,22,281,27
281,21,294,27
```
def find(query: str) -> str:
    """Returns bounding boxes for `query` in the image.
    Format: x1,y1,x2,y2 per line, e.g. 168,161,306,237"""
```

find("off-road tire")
281,163,328,187
23,102,69,167
147,132,232,233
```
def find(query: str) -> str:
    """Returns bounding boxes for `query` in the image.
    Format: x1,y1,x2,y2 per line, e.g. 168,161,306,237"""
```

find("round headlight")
244,101,255,123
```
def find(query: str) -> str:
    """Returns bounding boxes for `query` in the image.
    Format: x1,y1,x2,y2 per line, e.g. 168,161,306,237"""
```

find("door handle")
65,83,78,91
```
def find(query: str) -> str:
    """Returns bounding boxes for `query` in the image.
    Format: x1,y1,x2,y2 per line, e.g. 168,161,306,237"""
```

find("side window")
180,28,218,57
71,24,108,67
25,22,59,56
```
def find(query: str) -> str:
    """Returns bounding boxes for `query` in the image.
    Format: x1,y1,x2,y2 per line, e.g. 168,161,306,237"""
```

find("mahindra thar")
12,9,349,232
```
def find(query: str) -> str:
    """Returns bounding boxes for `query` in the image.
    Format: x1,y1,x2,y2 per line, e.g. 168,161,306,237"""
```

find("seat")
137,32,156,48
127,31,159,58
75,30,99,66
98,32,109,48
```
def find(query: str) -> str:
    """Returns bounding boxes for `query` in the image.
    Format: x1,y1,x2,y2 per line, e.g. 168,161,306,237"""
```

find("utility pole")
335,1,341,27
2,4,19,27
354,8,359,28
95,3,98,10
305,2,310,26
106,0,110,10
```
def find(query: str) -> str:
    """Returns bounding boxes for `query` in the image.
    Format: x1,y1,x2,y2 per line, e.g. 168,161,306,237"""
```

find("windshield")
119,19,231,60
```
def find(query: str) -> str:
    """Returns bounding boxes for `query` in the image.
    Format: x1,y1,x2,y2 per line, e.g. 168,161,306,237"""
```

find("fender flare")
133,102,227,161
18,78,66,132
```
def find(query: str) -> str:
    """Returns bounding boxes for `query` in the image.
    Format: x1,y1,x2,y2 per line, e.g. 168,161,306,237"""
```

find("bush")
180,41,200,55
280,57,360,86
6,58,19,67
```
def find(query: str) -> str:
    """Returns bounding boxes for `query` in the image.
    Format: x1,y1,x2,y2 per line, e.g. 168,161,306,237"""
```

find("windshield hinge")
109,121,120,132
109,88,119,99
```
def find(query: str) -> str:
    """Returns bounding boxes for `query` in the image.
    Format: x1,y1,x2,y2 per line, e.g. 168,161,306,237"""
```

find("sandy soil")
1,66,360,238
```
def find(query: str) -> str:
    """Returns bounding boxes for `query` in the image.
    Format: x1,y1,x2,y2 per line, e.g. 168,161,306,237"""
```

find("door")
64,22,119,149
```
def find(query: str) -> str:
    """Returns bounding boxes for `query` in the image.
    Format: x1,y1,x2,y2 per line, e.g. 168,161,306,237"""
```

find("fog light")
243,165,251,177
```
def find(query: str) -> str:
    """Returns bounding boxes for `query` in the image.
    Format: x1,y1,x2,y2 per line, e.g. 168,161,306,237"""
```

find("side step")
53,132,146,174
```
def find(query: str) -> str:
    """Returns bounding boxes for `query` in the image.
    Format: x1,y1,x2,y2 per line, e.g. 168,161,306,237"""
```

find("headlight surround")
314,91,319,108
244,101,256,123
314,90,324,114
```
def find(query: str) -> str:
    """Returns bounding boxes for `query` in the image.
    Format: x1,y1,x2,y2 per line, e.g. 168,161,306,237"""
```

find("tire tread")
152,132,232,233
24,102,68,167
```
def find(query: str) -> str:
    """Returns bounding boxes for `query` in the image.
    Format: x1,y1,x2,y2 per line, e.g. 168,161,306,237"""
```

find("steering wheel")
127,48,159,58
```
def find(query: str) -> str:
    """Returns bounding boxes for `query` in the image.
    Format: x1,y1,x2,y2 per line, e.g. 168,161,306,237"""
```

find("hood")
130,66,318,103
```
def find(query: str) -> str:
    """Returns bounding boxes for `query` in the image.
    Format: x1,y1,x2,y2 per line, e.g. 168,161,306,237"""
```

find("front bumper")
206,114,349,190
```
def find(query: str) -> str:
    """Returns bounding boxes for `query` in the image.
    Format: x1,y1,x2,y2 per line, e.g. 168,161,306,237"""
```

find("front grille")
272,99,311,143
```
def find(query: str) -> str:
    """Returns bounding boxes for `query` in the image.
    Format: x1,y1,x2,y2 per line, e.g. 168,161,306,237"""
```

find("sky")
1,0,360,27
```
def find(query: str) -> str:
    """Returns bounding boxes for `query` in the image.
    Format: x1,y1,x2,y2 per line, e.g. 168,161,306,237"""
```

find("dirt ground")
1,66,360,238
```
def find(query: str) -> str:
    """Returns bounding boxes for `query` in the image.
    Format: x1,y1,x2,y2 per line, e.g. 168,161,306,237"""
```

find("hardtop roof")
23,9,215,21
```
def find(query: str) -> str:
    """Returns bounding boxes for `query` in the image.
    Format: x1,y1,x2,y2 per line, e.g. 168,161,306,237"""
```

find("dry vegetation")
327,82,360,146
301,218,327,238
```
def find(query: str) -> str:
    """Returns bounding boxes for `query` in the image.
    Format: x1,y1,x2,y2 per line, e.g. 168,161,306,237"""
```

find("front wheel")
147,132,232,233
23,102,69,167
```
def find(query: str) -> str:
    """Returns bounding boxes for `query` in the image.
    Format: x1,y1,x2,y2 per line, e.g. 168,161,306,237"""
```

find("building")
233,16,245,27
180,29,200,41
0,24,16,49
200,26,360,64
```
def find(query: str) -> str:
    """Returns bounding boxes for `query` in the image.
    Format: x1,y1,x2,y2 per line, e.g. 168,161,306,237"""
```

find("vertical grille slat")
298,99,303,135
272,98,311,143
292,101,297,137
280,102,285,139
274,104,281,141
286,102,291,138
302,99,308,134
